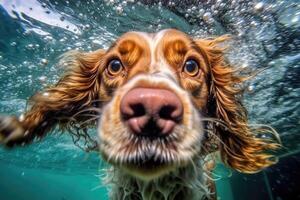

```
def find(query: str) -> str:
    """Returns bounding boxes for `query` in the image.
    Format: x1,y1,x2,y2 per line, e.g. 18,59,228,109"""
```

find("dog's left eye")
183,59,199,76
107,59,123,75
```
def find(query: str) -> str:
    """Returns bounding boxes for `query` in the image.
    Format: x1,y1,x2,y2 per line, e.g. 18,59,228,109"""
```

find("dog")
0,29,280,200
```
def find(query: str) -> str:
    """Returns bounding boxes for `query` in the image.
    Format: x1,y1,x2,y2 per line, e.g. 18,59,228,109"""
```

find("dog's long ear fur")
0,49,105,146
196,37,280,173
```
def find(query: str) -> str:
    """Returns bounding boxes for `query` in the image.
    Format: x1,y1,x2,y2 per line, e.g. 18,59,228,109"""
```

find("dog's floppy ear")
195,37,280,173
0,49,106,148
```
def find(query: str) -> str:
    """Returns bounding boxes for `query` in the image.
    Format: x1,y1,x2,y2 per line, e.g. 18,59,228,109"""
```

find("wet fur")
103,155,215,200
0,29,280,199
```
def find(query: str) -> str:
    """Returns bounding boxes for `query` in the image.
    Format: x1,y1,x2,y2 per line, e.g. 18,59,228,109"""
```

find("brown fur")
196,36,280,172
0,29,280,199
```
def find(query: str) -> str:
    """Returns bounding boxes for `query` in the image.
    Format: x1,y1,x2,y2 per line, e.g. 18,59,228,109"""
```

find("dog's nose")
120,88,183,137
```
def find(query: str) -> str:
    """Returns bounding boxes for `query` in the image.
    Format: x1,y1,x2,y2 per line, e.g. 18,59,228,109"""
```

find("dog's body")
0,29,279,200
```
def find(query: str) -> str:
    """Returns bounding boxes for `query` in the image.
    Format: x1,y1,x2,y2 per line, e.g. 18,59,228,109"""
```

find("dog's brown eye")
107,59,123,75
183,60,199,76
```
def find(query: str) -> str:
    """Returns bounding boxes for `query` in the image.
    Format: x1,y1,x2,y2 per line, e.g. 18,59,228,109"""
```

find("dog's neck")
104,162,213,200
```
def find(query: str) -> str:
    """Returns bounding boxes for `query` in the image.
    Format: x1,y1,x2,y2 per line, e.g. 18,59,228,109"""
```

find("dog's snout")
120,88,183,137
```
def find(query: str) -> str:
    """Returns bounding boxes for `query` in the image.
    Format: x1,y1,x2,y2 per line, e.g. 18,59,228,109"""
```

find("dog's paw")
0,116,26,147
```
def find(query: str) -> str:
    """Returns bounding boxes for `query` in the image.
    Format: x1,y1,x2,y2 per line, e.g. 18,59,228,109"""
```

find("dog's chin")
100,134,190,181
121,158,177,181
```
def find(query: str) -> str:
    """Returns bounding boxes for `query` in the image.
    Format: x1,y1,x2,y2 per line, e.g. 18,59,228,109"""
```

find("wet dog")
0,29,280,200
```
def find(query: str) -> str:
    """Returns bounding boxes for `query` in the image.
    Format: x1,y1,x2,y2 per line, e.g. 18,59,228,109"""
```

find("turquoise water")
0,0,299,199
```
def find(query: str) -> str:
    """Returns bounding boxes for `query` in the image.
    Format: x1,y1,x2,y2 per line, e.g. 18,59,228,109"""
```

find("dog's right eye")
183,59,200,77
107,59,123,75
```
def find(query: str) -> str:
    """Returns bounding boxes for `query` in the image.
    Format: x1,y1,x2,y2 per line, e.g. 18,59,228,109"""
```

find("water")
0,0,299,199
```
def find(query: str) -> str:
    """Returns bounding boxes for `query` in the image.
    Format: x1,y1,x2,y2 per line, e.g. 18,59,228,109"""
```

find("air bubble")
219,3,225,8
38,76,47,83
268,61,275,67
250,21,257,27
203,12,213,23
105,0,115,5
40,59,48,65
254,2,264,12
26,44,35,50
19,114,25,122
86,24,91,29
116,5,123,14
237,31,244,37
247,84,255,93
199,8,205,15
291,15,299,24
92,39,102,45
44,35,53,42
168,1,175,7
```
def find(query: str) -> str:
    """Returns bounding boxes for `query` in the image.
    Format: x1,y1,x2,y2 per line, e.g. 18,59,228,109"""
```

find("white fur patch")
134,30,178,81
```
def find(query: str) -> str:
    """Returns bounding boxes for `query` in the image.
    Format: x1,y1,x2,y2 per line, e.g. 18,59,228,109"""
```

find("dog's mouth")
124,150,171,169
117,135,180,179
99,123,183,177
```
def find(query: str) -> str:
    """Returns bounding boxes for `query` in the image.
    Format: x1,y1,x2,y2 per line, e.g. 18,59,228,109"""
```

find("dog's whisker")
249,124,281,144
187,156,199,177
71,107,102,118
200,117,229,129
202,128,233,151
90,99,110,103
78,116,101,127
90,184,106,191
76,113,101,118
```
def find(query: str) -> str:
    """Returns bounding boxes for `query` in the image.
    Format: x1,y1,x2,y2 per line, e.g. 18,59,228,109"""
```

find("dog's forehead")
119,29,190,48
133,29,169,47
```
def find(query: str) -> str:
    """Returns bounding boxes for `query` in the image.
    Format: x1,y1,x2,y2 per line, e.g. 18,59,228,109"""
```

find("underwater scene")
0,0,299,199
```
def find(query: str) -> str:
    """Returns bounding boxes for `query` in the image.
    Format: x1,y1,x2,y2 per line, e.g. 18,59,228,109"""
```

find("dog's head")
68,29,278,180
98,29,209,179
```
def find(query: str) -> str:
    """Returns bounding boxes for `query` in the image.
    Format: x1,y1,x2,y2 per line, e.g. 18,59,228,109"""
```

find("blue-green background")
0,0,299,199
